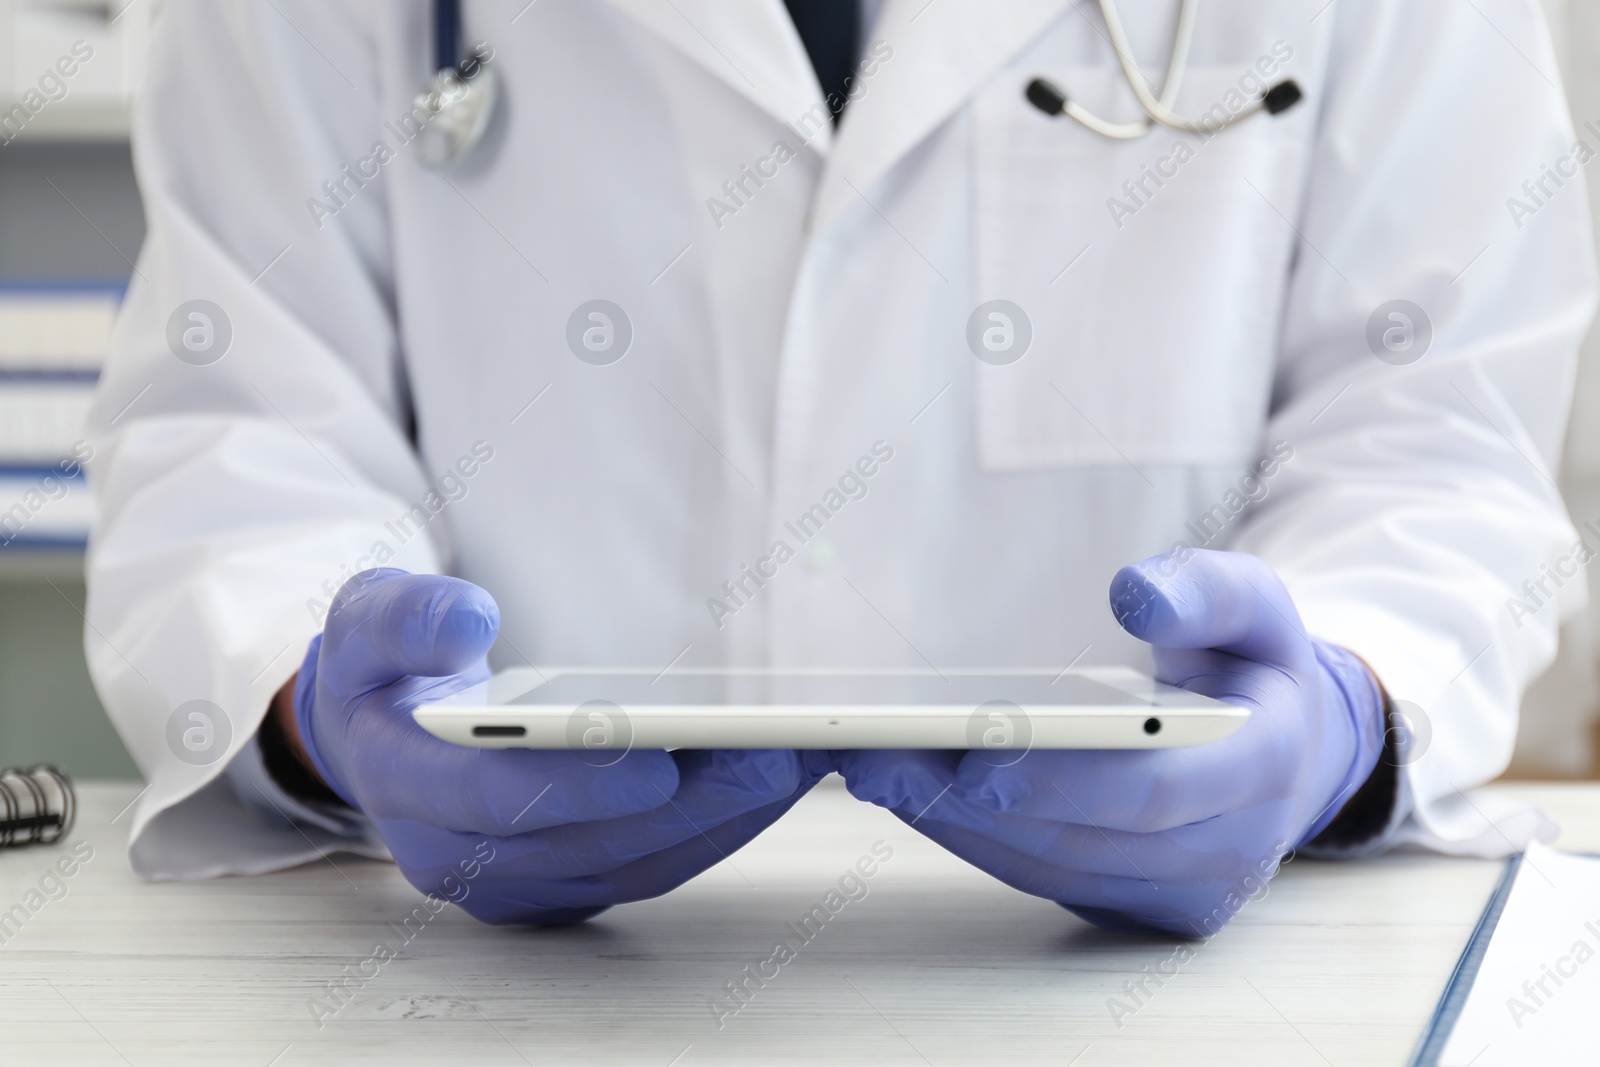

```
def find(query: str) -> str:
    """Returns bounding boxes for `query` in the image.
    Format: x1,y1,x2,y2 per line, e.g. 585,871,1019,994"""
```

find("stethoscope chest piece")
416,49,499,169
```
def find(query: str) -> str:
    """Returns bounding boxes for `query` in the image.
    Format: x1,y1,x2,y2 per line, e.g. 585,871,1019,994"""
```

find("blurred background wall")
1,0,146,779
1507,0,1600,777
0,0,1598,782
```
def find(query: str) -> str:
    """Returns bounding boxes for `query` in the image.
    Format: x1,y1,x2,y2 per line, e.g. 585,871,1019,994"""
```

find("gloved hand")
295,568,831,924
837,549,1386,936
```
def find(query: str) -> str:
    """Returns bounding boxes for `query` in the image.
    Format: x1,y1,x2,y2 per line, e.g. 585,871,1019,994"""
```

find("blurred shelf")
0,99,129,141
0,0,152,144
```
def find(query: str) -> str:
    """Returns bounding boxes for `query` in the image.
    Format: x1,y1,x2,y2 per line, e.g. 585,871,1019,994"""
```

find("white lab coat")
87,0,1595,880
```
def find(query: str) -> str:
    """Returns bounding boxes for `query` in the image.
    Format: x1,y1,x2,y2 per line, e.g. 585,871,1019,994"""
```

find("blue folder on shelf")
0,279,123,552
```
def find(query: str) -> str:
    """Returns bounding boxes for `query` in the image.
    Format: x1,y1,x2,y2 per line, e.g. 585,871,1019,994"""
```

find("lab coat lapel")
603,0,832,154
811,0,1072,235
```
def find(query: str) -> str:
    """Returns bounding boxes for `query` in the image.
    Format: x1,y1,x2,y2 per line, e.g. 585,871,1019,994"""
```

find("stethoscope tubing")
434,0,461,75
1037,0,1299,140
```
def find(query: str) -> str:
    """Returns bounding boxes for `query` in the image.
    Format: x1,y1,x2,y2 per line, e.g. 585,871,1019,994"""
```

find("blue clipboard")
1406,854,1524,1067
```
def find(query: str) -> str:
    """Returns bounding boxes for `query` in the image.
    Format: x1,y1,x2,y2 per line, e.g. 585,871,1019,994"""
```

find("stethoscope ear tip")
1025,77,1069,117
1263,79,1303,116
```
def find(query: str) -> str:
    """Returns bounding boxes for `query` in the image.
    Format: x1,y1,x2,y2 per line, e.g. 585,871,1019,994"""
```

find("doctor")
88,0,1593,934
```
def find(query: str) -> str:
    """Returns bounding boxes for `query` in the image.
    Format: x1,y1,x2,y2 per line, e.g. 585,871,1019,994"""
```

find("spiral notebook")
0,765,75,847
1410,840,1600,1065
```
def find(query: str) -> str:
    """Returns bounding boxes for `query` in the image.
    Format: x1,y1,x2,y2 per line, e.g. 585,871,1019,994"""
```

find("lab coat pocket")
971,65,1301,472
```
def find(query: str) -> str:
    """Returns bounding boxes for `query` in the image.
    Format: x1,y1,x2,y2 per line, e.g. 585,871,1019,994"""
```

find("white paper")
1440,841,1600,1065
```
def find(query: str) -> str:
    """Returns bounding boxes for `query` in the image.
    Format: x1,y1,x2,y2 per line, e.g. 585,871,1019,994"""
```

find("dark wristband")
257,699,347,809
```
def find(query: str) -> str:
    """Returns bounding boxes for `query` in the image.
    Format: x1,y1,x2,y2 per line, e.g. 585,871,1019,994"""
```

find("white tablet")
413,667,1248,753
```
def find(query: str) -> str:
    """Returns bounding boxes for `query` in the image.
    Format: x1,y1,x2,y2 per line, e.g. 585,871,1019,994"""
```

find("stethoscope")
1025,0,1302,138
412,0,1300,165
414,0,499,168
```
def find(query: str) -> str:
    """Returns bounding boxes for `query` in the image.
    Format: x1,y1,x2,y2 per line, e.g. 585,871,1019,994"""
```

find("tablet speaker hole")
1143,717,1162,735
472,725,527,738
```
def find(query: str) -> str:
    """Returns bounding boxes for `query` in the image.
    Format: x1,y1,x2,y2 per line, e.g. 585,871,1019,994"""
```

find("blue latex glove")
837,549,1386,936
295,568,831,925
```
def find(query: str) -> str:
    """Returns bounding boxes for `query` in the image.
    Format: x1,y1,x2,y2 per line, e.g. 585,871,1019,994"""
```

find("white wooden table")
2,779,1596,1066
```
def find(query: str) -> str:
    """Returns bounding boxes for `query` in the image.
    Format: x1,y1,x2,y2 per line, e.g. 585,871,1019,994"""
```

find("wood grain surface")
2,779,1594,1066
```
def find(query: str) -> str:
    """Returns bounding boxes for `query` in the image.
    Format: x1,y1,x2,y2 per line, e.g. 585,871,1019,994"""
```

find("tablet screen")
501,671,1151,708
